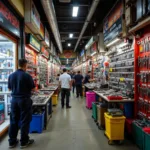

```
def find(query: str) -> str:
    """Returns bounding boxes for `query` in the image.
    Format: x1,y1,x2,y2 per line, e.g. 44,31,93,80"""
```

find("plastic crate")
86,92,96,109
144,132,150,150
92,102,99,121
132,122,144,150
52,94,58,105
97,104,107,128
124,103,134,119
30,112,45,133
104,113,126,140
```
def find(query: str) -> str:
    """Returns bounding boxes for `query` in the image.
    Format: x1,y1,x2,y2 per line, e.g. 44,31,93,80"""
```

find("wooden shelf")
0,120,9,137
129,16,150,33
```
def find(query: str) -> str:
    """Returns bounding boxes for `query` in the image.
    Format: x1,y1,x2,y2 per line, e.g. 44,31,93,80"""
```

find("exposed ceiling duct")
41,0,63,53
74,0,100,51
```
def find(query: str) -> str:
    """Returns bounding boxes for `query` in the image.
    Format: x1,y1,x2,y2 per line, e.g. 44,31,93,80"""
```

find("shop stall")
0,0,23,136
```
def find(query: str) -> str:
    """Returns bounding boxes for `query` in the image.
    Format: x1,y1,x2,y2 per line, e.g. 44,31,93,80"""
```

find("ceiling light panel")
69,33,73,38
72,6,79,17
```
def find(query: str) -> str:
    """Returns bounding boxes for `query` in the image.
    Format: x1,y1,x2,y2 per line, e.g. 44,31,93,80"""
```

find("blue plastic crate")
29,112,45,134
124,103,134,119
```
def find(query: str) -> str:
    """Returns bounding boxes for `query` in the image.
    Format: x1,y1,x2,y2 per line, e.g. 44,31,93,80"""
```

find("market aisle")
0,93,139,150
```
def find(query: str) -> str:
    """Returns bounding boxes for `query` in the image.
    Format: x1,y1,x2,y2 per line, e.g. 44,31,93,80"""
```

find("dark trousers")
76,84,82,97
9,98,32,145
72,83,76,93
61,88,70,107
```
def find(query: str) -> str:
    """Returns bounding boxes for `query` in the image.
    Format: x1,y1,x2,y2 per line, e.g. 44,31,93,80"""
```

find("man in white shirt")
59,68,72,109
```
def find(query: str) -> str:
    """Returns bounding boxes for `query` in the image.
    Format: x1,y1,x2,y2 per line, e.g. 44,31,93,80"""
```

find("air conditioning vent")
59,0,71,3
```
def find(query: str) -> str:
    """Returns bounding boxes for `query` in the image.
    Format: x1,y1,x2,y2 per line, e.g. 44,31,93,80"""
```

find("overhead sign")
40,22,44,40
59,50,76,59
91,42,97,52
103,1,123,44
25,0,40,34
26,34,41,52
0,1,20,37
45,27,50,47
41,46,49,59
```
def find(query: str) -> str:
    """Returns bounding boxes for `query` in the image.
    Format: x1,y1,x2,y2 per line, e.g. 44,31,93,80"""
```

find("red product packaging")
107,96,123,100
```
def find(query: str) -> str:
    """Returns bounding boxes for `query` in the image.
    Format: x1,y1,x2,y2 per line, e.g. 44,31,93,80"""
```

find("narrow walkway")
0,93,139,150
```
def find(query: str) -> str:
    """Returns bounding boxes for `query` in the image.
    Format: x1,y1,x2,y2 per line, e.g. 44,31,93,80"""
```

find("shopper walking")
8,59,35,149
59,68,72,109
74,71,83,98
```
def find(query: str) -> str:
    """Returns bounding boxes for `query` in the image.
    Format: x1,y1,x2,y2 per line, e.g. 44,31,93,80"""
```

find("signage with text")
0,1,20,37
45,27,50,47
31,1,40,31
27,34,41,52
41,46,49,58
103,1,123,44
40,22,44,40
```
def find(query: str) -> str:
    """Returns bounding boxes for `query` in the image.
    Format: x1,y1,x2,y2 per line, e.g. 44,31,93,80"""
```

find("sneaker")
9,140,19,149
66,106,72,109
20,139,34,149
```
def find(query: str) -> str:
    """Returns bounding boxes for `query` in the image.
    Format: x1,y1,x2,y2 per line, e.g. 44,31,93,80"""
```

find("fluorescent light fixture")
68,43,71,47
91,51,97,56
72,6,79,17
106,38,120,47
69,33,73,38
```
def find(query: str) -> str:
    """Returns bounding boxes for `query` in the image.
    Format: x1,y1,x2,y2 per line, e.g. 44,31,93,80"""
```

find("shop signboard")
90,42,97,53
40,22,44,39
59,50,76,59
80,49,84,57
44,27,50,47
85,36,98,50
26,34,41,52
103,1,123,44
25,0,40,34
0,1,20,37
41,46,49,59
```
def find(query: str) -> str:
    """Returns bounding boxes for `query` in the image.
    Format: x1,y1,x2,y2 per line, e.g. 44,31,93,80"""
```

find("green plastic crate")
92,102,99,121
132,122,144,150
144,132,150,150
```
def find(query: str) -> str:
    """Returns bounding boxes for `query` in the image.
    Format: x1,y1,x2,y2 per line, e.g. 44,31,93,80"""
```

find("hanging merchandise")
135,26,150,119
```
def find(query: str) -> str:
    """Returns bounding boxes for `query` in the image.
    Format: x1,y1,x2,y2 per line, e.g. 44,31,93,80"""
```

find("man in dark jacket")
74,71,83,98
8,59,35,149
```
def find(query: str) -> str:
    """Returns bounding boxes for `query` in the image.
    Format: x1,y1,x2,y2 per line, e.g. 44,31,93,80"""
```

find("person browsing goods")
74,71,83,98
59,68,72,109
8,59,35,149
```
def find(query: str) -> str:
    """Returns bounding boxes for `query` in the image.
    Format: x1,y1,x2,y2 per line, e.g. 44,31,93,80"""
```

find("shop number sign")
0,1,20,37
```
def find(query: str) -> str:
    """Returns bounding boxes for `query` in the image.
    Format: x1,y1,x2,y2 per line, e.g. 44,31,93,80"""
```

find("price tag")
109,68,112,72
120,78,125,82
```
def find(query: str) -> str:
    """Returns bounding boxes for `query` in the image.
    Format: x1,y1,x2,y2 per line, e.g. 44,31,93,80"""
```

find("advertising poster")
41,46,49,59
103,1,123,44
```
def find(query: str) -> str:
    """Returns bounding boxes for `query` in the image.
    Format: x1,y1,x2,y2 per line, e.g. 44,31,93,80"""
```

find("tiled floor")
0,93,139,150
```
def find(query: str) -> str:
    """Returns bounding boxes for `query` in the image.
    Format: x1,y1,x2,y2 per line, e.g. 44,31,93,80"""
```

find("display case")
0,35,16,121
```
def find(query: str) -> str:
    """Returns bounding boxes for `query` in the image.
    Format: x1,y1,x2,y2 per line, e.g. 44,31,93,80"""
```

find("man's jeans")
9,98,32,145
61,88,70,107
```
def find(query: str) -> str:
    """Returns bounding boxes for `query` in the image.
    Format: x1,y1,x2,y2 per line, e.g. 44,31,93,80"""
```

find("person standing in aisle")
8,59,35,149
59,68,72,109
72,72,76,94
74,71,83,98
84,71,91,96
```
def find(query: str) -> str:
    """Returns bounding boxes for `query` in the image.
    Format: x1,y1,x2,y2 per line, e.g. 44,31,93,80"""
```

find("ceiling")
34,0,118,66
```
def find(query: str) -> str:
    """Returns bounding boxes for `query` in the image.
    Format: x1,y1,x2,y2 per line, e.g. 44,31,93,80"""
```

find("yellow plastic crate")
104,113,126,141
52,95,58,105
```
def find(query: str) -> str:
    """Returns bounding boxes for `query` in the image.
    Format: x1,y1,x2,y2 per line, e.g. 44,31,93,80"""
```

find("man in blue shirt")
8,59,35,149
74,71,83,98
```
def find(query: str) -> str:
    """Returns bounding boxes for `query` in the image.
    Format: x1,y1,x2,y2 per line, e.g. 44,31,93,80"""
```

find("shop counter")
93,91,134,103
